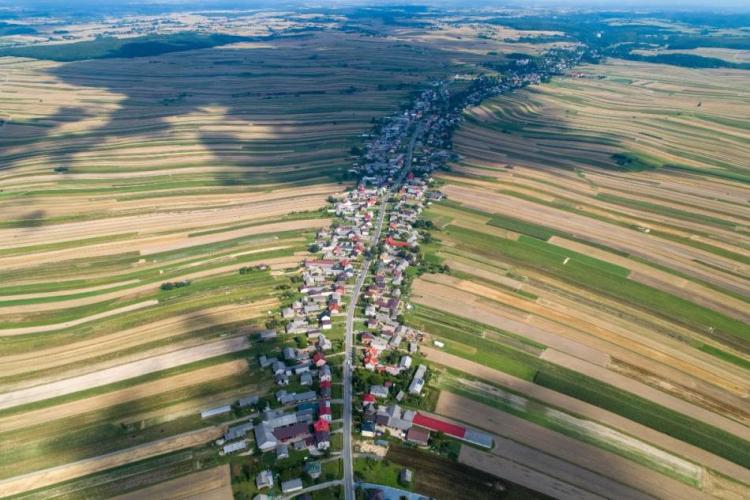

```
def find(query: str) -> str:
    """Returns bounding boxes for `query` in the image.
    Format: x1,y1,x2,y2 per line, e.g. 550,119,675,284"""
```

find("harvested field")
422,347,750,484
0,426,223,498
439,393,712,499
0,359,248,432
0,336,250,410
113,464,233,500
386,445,544,500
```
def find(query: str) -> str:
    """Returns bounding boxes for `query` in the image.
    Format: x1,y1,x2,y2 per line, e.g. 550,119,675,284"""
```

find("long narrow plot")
0,336,250,411
0,426,223,498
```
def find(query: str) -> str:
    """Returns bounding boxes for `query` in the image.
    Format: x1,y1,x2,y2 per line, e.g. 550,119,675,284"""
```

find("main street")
342,122,423,500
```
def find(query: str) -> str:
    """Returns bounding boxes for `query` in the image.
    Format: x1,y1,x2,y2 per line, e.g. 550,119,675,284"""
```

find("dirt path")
113,464,233,500
0,336,250,411
0,360,248,432
0,300,159,336
0,426,223,498
440,393,711,500
422,347,750,484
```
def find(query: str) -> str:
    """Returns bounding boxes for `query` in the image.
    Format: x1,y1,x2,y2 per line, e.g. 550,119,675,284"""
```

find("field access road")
342,122,423,500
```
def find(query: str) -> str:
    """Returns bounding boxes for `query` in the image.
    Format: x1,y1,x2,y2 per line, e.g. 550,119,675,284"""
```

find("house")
315,430,331,450
398,355,413,370
281,478,304,494
238,395,259,408
361,420,376,437
276,443,289,460
222,440,247,455
256,470,274,490
362,393,376,406
408,364,427,395
272,361,286,375
258,355,276,369
259,330,277,342
273,422,311,443
312,352,327,367
318,400,332,421
304,461,322,479
319,365,332,382
406,427,430,446
300,372,313,386
370,385,389,399
282,347,297,361
254,422,278,452
282,307,295,319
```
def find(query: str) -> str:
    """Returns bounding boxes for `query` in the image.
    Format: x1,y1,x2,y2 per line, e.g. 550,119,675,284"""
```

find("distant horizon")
2,0,750,14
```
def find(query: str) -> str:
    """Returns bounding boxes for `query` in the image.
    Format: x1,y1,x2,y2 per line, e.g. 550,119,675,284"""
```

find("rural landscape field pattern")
0,4,748,500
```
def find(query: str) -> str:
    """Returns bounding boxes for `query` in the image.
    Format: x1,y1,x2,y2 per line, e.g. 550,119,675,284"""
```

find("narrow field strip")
422,347,750,484
0,359,248,433
438,393,711,499
0,426,223,498
0,300,158,336
0,336,249,411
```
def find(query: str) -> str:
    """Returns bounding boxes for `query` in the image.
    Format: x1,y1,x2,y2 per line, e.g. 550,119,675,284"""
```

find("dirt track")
0,427,223,498
423,347,750,484
440,393,711,500
0,336,250,411
0,360,248,432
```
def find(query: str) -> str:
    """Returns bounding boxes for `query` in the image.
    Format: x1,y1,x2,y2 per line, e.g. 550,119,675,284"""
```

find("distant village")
195,44,585,499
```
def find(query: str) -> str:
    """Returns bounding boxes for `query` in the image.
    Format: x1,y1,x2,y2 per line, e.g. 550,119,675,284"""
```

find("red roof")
412,413,466,438
362,394,376,403
386,236,409,248
320,380,332,389
313,419,330,433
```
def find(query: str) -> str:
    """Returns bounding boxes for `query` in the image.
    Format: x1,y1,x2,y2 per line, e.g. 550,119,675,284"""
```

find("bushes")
160,280,190,291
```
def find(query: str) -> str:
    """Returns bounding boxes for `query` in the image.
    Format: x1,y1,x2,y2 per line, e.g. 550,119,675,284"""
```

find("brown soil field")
0,360,248,432
0,426,223,498
439,393,712,500
0,299,159,336
422,347,750,484
0,336,250,411
0,300,273,383
459,446,607,500
113,464,233,500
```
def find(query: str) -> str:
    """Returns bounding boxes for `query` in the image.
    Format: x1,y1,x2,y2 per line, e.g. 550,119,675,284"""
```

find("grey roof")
281,478,304,493
225,421,254,441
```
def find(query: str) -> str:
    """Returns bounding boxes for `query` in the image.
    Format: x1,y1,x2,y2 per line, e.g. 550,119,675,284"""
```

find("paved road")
342,122,423,500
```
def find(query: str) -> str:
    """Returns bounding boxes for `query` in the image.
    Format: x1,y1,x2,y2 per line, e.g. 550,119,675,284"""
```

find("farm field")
1,5,749,499
0,14,539,496
407,57,750,499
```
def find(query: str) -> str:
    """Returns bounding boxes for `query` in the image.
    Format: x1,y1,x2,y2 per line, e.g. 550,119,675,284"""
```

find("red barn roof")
412,413,466,438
